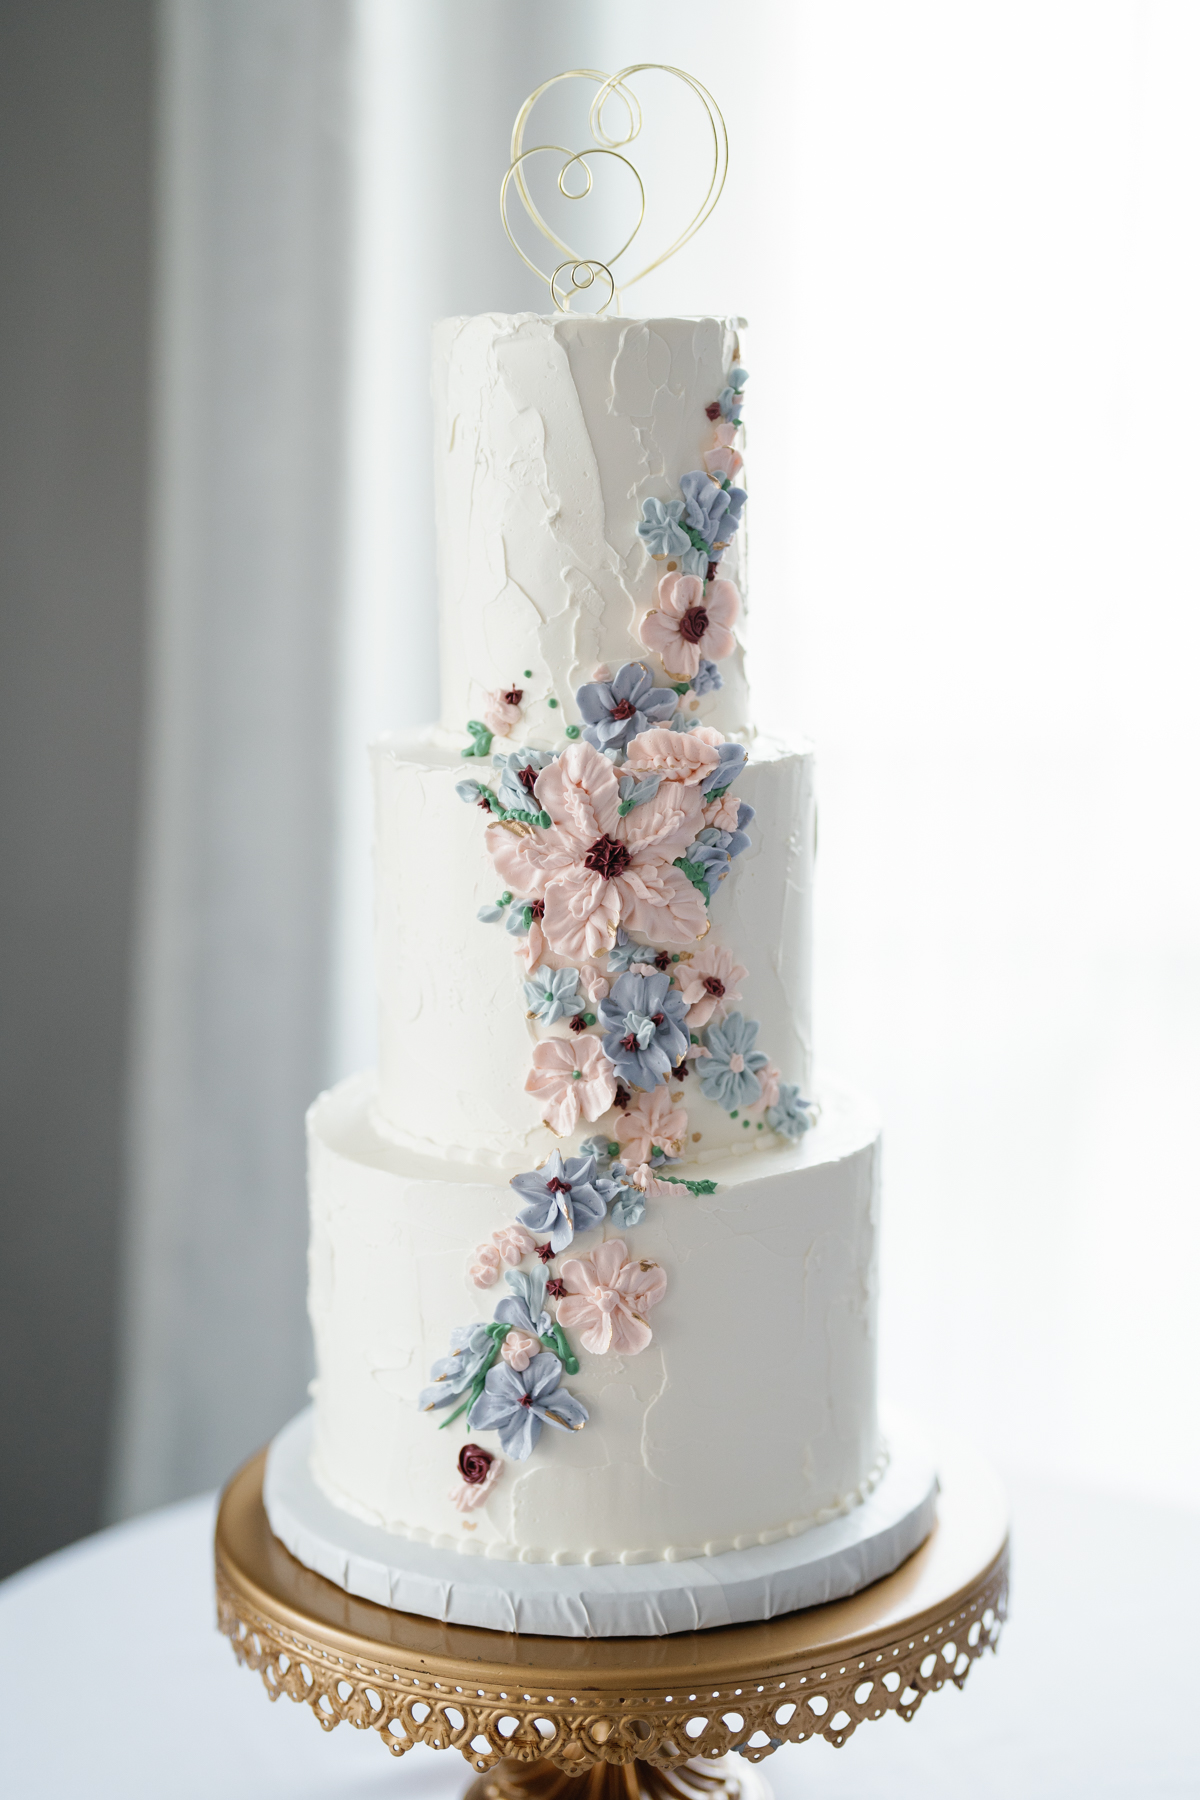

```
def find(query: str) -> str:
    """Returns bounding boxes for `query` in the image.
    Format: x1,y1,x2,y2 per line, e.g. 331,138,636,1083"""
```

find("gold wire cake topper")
501,66,728,314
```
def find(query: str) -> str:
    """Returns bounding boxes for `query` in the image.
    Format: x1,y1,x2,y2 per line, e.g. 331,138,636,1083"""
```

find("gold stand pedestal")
215,1436,1007,1794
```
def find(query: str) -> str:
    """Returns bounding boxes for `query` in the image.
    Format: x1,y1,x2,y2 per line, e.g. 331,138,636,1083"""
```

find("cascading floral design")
423,360,817,1487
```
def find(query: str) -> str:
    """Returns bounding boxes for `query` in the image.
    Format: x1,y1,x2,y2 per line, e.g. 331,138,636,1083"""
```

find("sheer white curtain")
113,0,1200,1515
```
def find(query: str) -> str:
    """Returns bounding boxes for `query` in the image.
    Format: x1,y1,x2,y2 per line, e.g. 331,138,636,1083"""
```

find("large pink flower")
623,726,721,788
675,942,748,1027
487,740,706,959
525,1034,616,1136
614,1086,688,1166
638,571,740,679
557,1239,668,1356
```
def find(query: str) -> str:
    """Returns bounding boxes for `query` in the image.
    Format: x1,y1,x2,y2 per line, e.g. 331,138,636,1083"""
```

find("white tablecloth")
0,1470,1195,1798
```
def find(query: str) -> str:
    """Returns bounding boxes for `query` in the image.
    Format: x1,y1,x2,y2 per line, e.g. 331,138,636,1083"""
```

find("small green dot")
499,891,512,905
565,723,580,739
671,953,680,962
572,1069,582,1080
523,669,533,678
743,1119,751,1129
607,1141,620,1157
730,1110,739,1119
757,1121,764,1130
582,1012,596,1027
548,697,559,709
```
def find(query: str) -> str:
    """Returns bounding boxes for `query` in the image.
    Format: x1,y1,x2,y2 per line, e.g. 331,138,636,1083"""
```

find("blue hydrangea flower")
718,364,749,420
418,1322,494,1412
607,929,658,975
467,1351,588,1460
578,1134,619,1171
598,970,689,1089
494,1266,551,1339
493,746,555,812
691,658,724,696
704,740,748,798
637,495,692,559
768,1084,816,1140
607,1173,646,1229
576,661,677,753
523,966,585,1025
679,471,748,550
682,835,734,896
511,1149,608,1254
700,1012,769,1110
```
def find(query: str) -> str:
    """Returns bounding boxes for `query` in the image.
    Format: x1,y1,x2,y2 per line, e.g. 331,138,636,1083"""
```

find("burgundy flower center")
651,1012,665,1026
516,764,539,794
503,688,524,706
568,1013,588,1034
620,1032,641,1054
519,1393,533,1409
546,1277,567,1298
529,898,545,920
702,976,726,998
677,606,709,646
610,697,637,720
653,950,672,972
535,1241,554,1263
614,1085,631,1111
584,834,632,880
458,1443,494,1484
706,560,718,582
546,1176,572,1195
673,1058,690,1081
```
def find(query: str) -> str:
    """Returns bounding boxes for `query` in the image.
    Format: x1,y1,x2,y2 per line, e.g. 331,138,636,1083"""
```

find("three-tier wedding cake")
296,312,891,1586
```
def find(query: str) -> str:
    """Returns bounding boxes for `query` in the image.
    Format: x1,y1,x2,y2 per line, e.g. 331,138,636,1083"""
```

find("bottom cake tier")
308,1071,884,1567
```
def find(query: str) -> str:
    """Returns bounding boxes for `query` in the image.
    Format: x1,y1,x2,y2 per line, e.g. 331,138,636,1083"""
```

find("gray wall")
0,1,154,1577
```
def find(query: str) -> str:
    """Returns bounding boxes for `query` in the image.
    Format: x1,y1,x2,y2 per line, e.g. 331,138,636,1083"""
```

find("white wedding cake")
304,313,886,1577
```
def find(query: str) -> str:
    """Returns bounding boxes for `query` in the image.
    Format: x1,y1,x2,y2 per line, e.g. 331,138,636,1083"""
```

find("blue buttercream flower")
576,661,677,752
691,658,724,696
683,835,734,896
467,1351,588,1460
599,969,690,1090
607,928,658,975
700,1012,769,1110
456,777,488,806
704,740,748,797
511,1149,608,1254
768,1084,816,1140
494,1267,551,1339
718,365,749,420
493,746,555,812
523,966,585,1025
637,495,692,559
418,1322,494,1412
505,904,532,938
679,471,748,550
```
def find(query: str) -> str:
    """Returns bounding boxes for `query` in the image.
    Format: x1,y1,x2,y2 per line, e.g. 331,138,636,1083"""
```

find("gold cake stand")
215,1435,1008,1798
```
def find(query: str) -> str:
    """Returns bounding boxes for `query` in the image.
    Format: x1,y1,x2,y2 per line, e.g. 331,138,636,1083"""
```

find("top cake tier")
433,314,751,746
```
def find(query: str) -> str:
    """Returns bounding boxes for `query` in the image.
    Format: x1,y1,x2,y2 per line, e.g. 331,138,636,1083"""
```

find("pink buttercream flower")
579,965,610,1006
703,442,744,480
525,1033,616,1136
637,571,740,680
703,791,743,831
500,1327,541,1372
469,1223,536,1287
747,1061,782,1120
468,1244,502,1289
628,1162,683,1196
614,1086,688,1167
623,726,722,788
487,741,706,959
448,1451,503,1512
557,1238,668,1356
675,942,748,1027
482,688,523,739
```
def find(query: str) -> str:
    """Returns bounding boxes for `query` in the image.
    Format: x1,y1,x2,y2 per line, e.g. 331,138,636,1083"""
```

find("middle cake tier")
371,727,815,1168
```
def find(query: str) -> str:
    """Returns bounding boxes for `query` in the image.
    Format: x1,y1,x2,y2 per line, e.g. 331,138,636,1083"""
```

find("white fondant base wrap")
266,1407,937,1637
308,1072,883,1567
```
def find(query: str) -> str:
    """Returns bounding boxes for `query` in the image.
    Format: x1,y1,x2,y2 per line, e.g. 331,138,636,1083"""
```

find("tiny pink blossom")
623,726,722,788
703,792,743,831
703,443,744,480
628,1162,683,1196
713,421,740,448
614,1085,688,1167
579,965,610,1006
557,1238,668,1356
487,740,706,960
449,1456,503,1512
468,1244,502,1289
500,1327,541,1372
482,690,522,739
729,1052,745,1073
747,1061,782,1119
525,1034,616,1136
495,1224,536,1265
676,942,748,1028
637,571,740,680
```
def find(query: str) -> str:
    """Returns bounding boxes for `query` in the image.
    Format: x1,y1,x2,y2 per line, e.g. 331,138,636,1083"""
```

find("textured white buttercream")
309,1072,882,1564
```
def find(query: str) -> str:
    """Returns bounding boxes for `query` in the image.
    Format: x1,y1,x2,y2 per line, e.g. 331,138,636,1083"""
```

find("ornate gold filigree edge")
215,1549,1008,1773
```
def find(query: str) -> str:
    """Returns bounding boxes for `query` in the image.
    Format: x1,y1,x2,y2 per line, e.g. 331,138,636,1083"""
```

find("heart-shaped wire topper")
501,65,728,315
